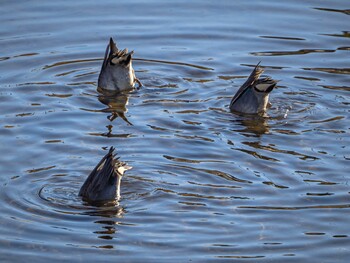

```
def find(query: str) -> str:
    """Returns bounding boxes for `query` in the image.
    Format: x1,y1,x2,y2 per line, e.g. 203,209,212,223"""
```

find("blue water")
0,0,349,262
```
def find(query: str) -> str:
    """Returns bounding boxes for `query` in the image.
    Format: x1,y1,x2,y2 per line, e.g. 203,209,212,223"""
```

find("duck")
98,37,142,92
79,147,132,203
229,63,277,115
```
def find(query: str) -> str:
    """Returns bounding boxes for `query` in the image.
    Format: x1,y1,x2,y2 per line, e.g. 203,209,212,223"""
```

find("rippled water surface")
1,0,349,262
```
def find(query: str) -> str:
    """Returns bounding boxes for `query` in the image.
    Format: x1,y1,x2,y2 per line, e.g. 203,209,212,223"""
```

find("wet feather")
79,147,132,202
230,63,276,114
98,37,142,92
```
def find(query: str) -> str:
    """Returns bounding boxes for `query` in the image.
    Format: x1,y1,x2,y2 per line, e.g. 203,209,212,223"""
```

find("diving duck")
98,37,142,92
79,147,132,202
230,63,277,115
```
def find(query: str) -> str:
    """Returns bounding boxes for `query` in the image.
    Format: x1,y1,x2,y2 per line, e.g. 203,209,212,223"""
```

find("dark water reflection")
1,0,350,262
97,90,132,125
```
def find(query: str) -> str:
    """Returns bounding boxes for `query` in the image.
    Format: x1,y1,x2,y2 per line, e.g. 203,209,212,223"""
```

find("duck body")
98,37,141,92
230,63,276,115
79,147,131,203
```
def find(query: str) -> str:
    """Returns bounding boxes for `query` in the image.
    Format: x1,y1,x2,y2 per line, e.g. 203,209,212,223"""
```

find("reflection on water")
1,0,350,262
232,115,270,136
251,48,337,57
314,7,350,16
97,89,132,125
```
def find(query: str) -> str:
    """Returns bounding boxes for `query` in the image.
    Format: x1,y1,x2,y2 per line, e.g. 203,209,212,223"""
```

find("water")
1,0,349,262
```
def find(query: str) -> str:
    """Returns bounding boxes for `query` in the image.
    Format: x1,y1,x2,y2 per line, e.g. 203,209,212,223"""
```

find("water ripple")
1,0,350,261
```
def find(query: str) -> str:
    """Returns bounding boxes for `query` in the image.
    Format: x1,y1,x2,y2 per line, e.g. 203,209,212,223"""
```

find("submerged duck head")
229,63,277,115
98,37,141,92
79,147,132,203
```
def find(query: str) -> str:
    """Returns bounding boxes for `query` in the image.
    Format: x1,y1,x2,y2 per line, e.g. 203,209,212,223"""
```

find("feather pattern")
229,63,276,114
98,37,142,92
79,147,131,203
229,62,263,108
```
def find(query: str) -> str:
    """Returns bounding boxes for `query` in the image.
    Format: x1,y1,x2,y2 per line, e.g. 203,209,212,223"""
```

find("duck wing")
79,147,116,199
229,62,264,108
